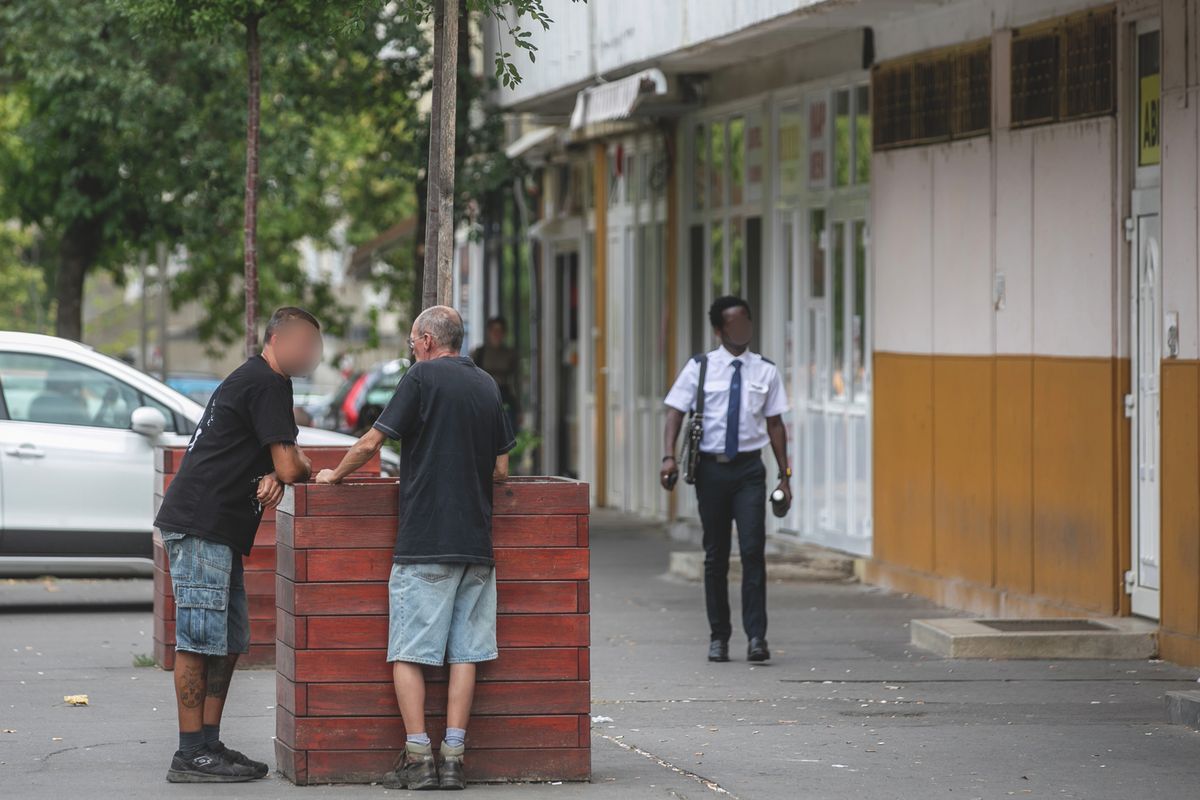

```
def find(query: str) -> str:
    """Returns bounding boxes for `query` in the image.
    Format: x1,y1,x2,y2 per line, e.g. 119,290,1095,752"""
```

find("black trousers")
694,453,767,642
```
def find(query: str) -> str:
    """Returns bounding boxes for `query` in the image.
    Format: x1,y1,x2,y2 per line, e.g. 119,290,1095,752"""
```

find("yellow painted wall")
1160,361,1200,665
871,352,1128,616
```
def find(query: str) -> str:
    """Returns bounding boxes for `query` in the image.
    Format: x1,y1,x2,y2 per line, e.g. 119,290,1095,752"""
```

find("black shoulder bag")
682,355,708,485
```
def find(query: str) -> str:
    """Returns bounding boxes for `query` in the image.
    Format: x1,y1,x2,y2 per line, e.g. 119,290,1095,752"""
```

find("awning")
504,125,559,160
569,68,669,131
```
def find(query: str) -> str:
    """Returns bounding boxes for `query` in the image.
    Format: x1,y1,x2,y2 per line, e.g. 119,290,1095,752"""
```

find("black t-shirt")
373,356,516,565
155,355,298,556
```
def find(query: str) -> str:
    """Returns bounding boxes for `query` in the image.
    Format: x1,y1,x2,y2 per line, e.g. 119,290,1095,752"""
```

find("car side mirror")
131,406,167,438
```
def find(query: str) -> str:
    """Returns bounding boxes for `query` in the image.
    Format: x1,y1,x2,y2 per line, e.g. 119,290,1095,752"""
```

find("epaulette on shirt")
761,356,775,365
691,353,705,363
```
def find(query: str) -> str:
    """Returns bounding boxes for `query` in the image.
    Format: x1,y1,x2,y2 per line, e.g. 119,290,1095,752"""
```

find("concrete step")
668,544,857,583
910,616,1159,660
1165,690,1200,730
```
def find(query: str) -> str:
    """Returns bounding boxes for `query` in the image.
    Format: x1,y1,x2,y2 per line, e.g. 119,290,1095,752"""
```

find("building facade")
483,0,1200,668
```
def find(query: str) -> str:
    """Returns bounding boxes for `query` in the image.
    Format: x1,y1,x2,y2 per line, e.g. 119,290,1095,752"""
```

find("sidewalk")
1,512,1197,799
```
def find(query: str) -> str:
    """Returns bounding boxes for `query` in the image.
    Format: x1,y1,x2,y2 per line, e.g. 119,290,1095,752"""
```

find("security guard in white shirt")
661,296,791,664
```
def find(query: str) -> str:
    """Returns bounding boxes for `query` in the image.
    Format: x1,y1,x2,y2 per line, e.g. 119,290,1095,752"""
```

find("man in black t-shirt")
316,305,514,791
155,307,322,783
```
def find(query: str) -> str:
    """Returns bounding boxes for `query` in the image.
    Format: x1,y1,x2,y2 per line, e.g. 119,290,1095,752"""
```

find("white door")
1129,20,1161,620
0,352,156,551
1130,194,1161,618
793,207,872,555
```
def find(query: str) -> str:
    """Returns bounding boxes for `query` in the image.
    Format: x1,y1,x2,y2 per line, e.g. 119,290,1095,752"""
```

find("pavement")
1,510,1198,799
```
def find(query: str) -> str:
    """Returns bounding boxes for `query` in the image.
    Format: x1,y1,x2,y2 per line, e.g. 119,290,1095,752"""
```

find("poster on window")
777,104,803,198
807,93,828,189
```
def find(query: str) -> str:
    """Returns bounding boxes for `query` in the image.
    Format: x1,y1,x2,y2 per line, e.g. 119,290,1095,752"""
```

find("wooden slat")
303,482,400,517
493,479,588,515
279,514,395,550
492,515,580,547
286,712,580,750
299,747,590,785
274,738,308,785
293,647,584,683
303,680,590,717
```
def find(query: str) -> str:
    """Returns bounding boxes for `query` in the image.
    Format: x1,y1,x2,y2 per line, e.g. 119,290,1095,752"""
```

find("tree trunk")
243,13,262,357
422,0,458,311
54,221,98,342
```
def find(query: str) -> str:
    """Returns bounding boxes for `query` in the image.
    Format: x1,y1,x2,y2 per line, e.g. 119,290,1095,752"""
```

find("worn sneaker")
382,741,439,790
165,747,257,783
438,741,466,790
209,741,269,779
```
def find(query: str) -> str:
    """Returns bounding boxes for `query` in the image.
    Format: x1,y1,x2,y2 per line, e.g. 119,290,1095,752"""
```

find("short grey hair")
414,305,464,351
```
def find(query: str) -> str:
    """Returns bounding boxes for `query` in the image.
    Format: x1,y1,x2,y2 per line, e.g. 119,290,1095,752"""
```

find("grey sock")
203,724,220,747
444,727,466,748
406,732,431,747
179,729,206,755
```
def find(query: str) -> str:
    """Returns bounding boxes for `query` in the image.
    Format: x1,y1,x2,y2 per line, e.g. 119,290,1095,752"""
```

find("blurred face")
716,305,753,349
408,323,435,362
271,320,324,377
486,321,506,347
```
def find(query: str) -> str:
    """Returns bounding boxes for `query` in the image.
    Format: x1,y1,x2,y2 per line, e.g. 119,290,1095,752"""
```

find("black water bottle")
770,488,787,518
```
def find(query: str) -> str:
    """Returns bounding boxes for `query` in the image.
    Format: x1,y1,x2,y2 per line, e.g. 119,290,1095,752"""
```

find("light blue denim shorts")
387,562,498,666
162,531,250,657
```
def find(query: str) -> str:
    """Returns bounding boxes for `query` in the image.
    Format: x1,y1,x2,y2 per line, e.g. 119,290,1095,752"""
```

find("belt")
698,451,760,464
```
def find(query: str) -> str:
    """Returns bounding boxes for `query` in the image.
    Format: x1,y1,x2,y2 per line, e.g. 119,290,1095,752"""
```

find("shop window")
692,124,706,211
709,120,725,209
689,225,706,354
872,40,991,150
834,89,852,187
854,85,871,183
729,116,745,206
1011,7,1116,128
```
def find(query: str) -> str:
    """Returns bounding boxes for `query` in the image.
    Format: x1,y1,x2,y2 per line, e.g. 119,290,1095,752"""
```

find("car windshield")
365,362,409,406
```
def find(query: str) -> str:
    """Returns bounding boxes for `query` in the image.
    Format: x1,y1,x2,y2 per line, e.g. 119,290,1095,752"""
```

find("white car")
0,332,396,577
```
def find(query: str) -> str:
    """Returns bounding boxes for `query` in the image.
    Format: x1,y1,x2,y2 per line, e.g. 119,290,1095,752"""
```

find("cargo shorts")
161,531,250,657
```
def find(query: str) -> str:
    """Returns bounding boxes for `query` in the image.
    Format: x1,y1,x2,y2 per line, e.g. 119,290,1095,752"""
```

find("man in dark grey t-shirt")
316,305,514,790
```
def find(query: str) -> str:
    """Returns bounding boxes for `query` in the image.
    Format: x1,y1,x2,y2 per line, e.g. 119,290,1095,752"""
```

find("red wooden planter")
152,446,381,670
274,476,591,785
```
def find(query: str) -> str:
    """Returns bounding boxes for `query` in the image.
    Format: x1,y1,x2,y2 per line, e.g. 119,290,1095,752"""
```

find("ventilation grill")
1012,7,1116,128
873,40,991,150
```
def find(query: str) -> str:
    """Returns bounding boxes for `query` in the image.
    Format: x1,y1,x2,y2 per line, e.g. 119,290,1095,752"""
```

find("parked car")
0,332,397,577
165,371,223,405
312,359,410,434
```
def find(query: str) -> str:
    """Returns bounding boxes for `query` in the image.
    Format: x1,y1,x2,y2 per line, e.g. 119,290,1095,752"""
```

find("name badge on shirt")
748,381,768,393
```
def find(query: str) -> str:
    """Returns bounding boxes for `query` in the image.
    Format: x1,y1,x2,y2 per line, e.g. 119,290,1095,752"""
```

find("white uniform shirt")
663,346,789,454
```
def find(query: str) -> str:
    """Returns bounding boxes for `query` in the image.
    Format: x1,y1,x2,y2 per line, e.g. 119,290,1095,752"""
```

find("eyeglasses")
407,332,431,353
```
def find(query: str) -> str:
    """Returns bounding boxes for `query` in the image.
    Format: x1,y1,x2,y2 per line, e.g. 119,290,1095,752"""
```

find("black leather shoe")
707,639,730,662
747,637,770,662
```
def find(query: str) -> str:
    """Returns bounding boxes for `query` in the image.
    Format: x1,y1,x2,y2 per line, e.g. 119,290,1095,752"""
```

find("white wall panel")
872,148,933,355
994,131,1035,355
1031,119,1117,359
1161,90,1199,361
932,139,994,356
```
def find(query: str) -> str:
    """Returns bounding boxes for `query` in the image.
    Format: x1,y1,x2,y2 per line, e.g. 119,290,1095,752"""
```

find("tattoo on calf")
178,663,205,709
205,655,238,699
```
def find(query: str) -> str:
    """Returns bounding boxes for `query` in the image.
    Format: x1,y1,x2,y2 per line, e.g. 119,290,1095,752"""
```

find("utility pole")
157,242,169,382
139,250,148,371
421,0,458,310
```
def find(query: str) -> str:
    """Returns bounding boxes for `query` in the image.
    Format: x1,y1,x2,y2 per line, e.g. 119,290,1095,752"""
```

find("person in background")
471,315,519,432
316,305,515,790
155,307,322,783
660,296,791,664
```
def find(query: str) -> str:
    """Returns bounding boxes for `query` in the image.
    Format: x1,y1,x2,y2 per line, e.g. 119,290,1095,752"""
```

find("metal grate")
1012,6,1115,128
873,41,990,151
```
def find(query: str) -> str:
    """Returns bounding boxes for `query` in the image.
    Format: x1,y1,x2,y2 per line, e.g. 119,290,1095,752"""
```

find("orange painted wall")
872,352,1128,616
1160,360,1200,666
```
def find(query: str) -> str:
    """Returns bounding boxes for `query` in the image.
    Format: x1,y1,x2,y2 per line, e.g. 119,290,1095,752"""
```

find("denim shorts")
161,531,250,657
387,562,498,666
